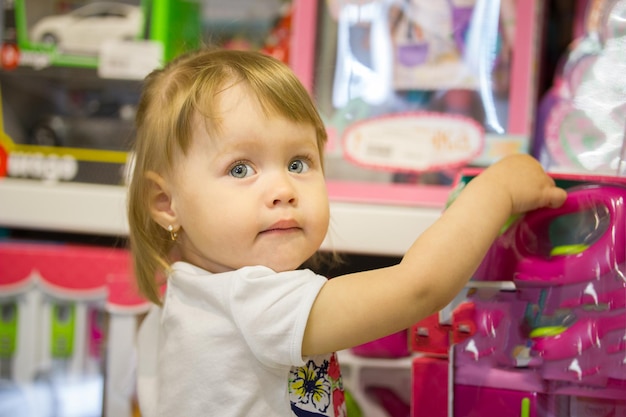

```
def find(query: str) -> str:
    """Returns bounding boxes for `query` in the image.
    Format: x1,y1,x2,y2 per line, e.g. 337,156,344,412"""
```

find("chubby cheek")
307,190,330,245
179,206,255,271
196,194,252,242
177,186,250,240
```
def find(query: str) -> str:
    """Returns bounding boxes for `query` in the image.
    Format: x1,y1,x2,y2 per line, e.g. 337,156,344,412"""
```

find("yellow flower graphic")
290,360,331,412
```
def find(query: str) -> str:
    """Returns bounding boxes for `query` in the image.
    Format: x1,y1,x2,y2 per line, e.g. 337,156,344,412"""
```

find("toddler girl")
127,48,566,417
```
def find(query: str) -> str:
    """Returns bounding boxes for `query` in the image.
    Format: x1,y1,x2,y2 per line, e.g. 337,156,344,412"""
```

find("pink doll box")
313,0,546,207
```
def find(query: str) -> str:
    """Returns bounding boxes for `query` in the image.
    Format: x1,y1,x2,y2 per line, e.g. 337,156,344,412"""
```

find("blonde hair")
127,49,328,304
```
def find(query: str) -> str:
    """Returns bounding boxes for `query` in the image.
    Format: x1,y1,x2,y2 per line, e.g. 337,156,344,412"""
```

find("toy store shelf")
0,178,444,256
0,178,129,236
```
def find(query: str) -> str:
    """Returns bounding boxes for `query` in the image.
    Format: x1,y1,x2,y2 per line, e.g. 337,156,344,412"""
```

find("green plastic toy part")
51,303,76,359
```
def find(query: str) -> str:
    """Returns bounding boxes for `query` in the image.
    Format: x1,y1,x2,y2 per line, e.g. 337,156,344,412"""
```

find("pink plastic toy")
530,309,625,385
474,184,626,290
451,181,626,413
512,185,626,286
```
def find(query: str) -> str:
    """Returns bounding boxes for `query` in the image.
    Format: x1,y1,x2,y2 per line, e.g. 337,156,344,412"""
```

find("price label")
98,40,163,80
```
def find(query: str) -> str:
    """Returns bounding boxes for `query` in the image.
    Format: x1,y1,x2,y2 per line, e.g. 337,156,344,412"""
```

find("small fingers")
546,187,567,208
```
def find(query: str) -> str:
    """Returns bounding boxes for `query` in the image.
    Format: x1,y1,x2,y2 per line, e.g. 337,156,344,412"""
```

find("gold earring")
167,225,178,241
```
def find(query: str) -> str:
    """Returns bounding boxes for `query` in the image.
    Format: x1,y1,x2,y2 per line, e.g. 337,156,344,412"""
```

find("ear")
145,171,178,230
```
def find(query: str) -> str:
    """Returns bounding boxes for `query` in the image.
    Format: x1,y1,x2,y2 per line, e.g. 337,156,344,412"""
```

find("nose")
267,172,298,207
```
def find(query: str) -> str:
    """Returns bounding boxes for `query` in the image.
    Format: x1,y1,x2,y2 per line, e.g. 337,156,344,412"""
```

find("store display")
1,1,625,417
0,241,149,417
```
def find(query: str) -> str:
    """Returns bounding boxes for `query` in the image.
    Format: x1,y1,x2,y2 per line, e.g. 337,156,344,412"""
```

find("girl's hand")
472,154,567,215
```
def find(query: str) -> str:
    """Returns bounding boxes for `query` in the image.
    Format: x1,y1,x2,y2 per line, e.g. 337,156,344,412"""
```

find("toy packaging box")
410,170,626,417
0,0,201,185
314,0,546,207
534,0,626,178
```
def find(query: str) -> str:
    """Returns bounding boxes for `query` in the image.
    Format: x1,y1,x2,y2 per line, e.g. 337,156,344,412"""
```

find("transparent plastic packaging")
453,183,626,415
535,0,626,176
316,0,542,195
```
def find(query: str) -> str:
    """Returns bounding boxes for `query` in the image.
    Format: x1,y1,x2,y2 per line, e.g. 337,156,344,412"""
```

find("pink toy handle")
514,185,626,285
532,312,625,360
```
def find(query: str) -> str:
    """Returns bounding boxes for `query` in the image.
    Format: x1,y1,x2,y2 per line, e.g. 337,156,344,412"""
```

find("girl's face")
164,83,330,273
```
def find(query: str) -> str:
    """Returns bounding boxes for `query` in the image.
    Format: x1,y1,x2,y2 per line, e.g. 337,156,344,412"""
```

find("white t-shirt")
137,262,347,417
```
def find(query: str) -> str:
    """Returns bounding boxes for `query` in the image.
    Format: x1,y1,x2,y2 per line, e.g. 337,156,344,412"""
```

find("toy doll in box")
315,0,543,205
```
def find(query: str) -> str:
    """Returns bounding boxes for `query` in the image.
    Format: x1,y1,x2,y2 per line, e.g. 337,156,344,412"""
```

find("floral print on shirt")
289,352,346,417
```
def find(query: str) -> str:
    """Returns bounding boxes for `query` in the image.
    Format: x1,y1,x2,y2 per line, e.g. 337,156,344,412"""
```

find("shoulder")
166,263,327,298
232,266,328,293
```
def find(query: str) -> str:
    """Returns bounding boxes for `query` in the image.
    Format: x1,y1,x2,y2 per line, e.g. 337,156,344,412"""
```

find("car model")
30,98,136,151
30,2,142,55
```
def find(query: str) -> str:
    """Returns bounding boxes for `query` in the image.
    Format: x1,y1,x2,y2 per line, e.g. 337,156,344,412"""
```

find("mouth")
260,219,302,234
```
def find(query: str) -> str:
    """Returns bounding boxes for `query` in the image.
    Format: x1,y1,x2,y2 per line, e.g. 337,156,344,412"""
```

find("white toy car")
30,2,142,55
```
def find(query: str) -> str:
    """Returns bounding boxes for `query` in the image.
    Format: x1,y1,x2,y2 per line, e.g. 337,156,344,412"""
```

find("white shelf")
323,200,442,256
0,178,129,236
0,178,443,256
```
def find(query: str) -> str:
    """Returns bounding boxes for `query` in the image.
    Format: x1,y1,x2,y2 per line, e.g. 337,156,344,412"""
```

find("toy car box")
0,0,201,185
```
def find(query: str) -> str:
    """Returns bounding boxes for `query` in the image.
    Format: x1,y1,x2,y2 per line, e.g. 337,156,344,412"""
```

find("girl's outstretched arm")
303,154,567,356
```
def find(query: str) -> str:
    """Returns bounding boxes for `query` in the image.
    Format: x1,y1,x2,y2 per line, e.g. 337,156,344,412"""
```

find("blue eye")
230,163,255,178
289,159,309,173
